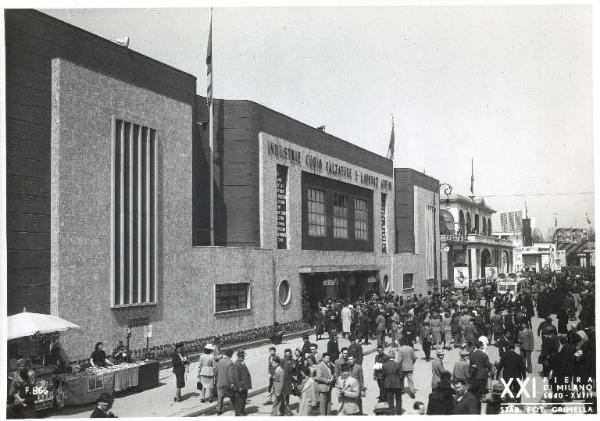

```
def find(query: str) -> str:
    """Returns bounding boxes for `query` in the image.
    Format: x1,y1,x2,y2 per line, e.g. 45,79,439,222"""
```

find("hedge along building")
5,10,396,360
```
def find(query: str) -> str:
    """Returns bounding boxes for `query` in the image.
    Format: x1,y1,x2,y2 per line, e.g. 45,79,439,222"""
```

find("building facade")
439,195,514,284
393,169,441,295
5,10,400,359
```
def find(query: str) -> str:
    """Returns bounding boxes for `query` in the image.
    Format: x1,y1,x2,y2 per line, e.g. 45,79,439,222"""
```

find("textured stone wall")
50,60,394,361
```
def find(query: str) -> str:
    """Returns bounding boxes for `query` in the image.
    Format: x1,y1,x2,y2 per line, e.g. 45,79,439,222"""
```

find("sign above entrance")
323,279,338,286
262,133,392,192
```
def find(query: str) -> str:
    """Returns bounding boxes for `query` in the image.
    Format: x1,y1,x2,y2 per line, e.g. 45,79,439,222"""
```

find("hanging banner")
453,266,469,288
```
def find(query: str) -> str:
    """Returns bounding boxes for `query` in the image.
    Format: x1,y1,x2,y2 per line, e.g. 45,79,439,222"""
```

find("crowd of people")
157,267,595,417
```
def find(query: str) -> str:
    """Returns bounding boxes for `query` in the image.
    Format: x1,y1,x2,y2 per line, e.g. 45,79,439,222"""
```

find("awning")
299,264,382,274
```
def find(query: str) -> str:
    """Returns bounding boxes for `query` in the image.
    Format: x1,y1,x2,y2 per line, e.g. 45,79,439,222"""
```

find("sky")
42,3,595,235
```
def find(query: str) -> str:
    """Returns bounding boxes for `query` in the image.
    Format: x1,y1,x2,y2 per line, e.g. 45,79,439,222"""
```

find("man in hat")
469,340,491,401
230,349,252,416
381,349,403,415
90,393,117,418
431,349,449,390
215,349,236,415
452,349,471,383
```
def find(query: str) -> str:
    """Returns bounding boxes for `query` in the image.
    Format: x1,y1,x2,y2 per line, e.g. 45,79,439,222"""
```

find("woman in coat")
298,366,319,416
430,312,443,346
197,344,216,403
172,342,189,402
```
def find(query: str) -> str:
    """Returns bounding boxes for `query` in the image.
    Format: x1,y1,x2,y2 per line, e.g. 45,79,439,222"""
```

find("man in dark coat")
452,378,479,414
348,336,364,366
373,345,390,402
231,349,252,416
327,332,340,362
495,342,525,402
215,349,236,415
381,349,403,415
469,341,491,401
427,372,454,415
504,308,517,342
537,287,550,318
357,310,370,344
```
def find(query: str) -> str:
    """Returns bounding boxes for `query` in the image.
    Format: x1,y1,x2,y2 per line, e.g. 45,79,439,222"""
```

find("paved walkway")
46,333,378,418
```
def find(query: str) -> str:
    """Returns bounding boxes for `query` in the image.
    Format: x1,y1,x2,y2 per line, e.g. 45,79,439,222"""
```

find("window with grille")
112,118,157,307
215,283,250,313
354,198,369,240
402,273,414,292
333,194,349,238
307,188,326,237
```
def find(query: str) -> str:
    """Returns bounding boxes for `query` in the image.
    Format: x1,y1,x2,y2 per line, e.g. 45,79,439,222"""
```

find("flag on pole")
470,158,474,195
586,213,591,225
206,9,213,106
555,216,558,228
386,116,395,160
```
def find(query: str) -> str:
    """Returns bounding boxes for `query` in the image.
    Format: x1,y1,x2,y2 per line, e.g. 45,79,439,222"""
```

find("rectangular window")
307,188,326,237
276,165,288,249
354,198,369,240
112,118,157,307
333,194,349,238
381,193,387,253
215,283,250,313
402,273,414,292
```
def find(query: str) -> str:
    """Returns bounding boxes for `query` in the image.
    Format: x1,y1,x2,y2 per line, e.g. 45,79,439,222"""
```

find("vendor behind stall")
90,342,114,368
112,341,131,365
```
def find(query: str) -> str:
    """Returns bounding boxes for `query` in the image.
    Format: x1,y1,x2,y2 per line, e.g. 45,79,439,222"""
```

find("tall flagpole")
207,8,214,246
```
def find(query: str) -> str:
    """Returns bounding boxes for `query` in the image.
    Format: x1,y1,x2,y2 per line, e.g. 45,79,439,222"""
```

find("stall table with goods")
55,360,159,406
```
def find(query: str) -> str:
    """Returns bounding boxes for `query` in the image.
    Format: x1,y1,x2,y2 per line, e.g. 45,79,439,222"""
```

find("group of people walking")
163,266,594,416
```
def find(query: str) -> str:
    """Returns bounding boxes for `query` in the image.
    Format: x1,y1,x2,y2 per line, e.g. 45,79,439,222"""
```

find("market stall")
7,309,159,415
55,361,159,406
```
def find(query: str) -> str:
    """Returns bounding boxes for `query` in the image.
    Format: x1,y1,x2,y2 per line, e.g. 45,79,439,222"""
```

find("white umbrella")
7,308,81,341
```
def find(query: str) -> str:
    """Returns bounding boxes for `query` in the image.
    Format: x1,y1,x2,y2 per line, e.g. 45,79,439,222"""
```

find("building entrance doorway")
480,249,491,278
300,271,379,315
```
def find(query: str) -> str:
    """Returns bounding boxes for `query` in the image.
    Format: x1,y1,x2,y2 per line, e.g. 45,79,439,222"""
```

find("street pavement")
45,332,378,418
45,312,579,417
202,313,558,416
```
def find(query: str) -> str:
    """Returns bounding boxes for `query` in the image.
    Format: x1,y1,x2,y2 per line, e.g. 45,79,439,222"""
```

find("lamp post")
433,183,453,291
